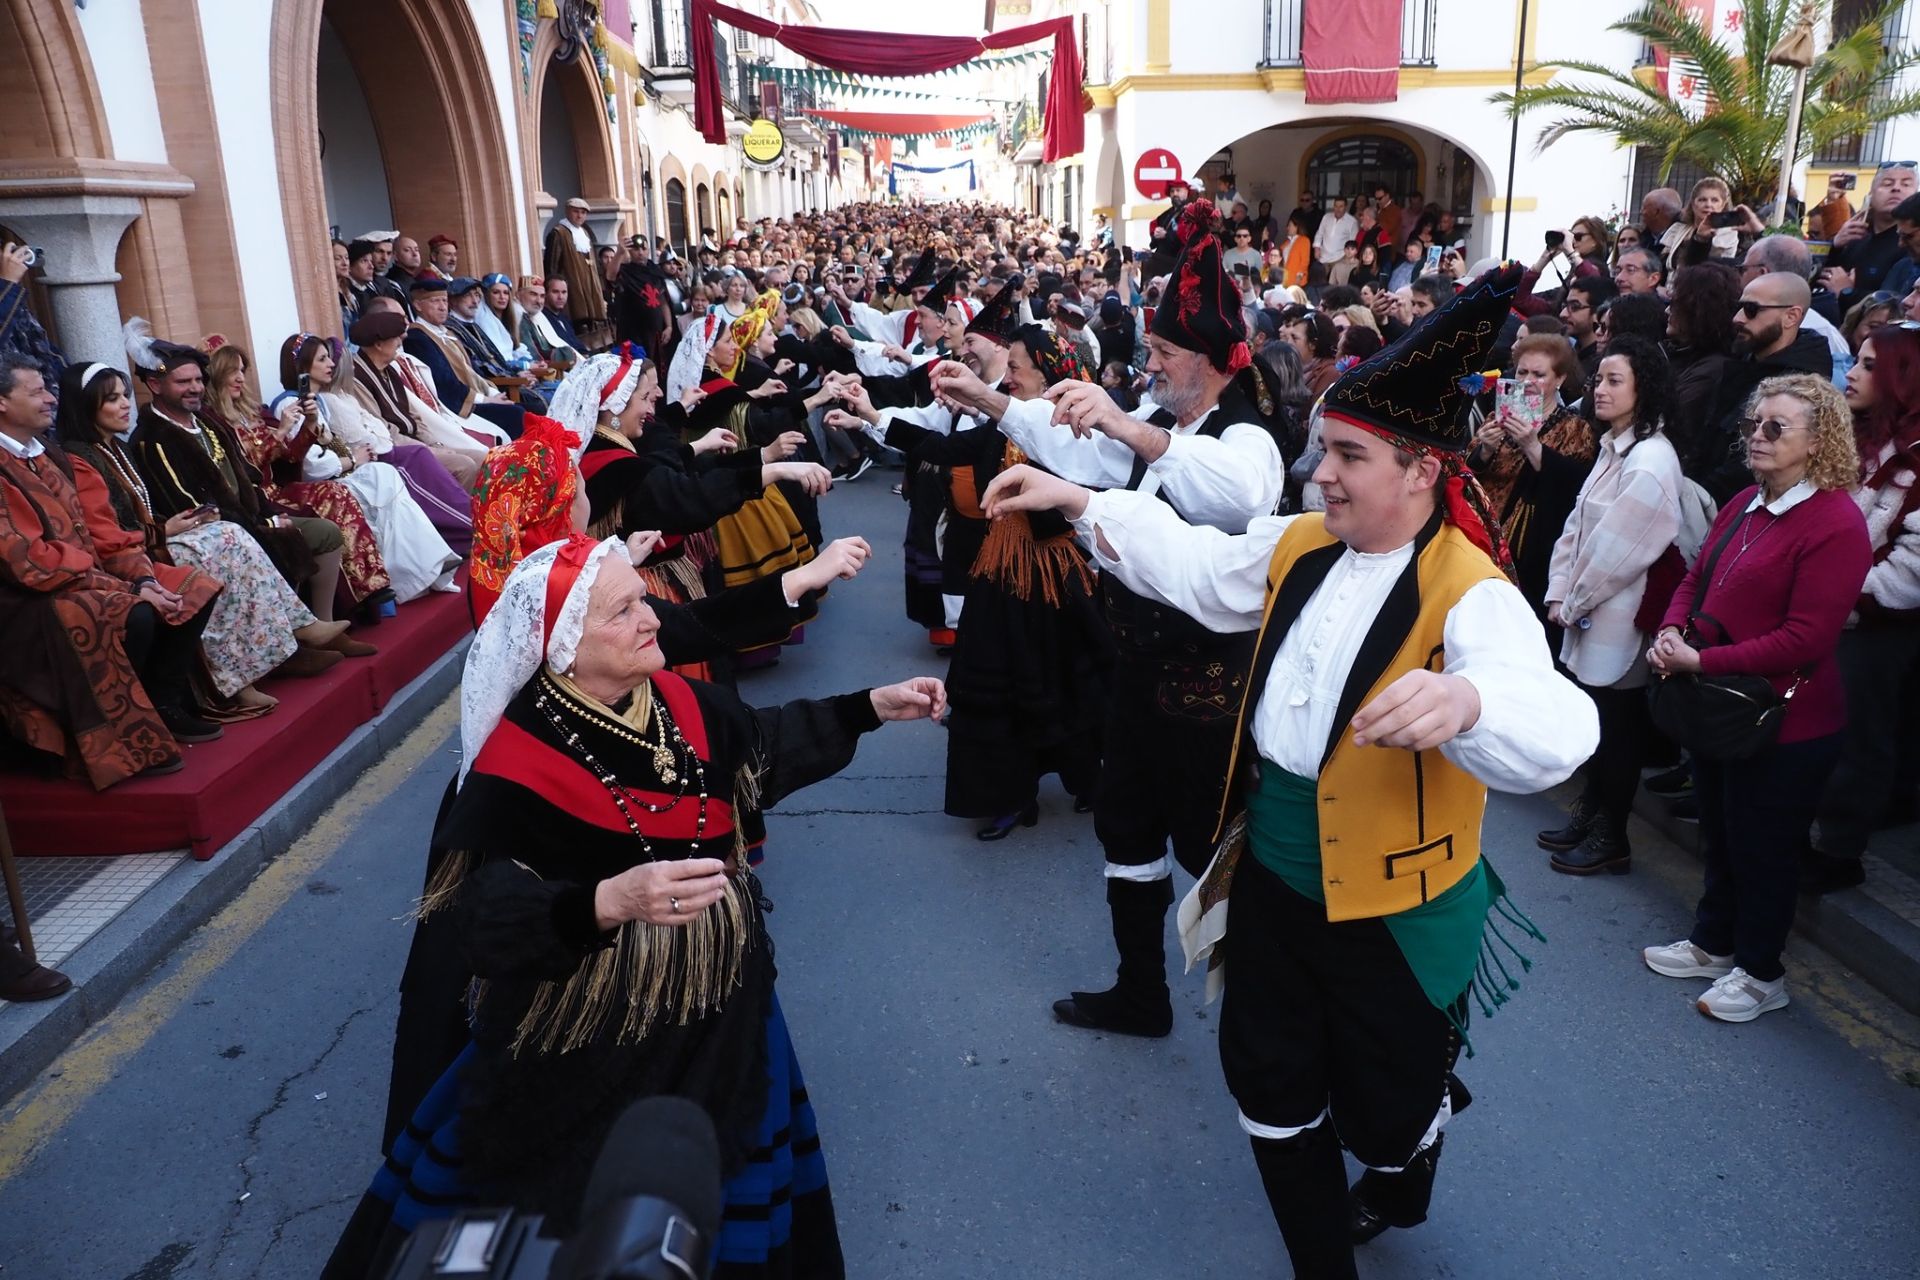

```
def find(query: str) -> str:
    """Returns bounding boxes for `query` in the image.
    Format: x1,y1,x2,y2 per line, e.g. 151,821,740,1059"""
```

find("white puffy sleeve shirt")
996,396,1283,533
1072,488,1597,794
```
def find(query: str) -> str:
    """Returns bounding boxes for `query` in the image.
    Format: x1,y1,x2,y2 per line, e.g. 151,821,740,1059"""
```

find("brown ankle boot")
274,645,345,679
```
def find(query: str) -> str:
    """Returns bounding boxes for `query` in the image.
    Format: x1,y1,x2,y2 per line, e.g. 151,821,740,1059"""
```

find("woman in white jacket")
1809,327,1920,892
1540,335,1685,875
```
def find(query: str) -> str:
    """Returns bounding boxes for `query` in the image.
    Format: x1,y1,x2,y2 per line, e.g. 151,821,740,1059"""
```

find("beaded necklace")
99,439,155,520
534,672,709,859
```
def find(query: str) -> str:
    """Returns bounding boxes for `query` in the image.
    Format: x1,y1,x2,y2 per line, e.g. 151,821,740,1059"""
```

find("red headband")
1325,412,1512,570
599,345,637,406
542,534,599,650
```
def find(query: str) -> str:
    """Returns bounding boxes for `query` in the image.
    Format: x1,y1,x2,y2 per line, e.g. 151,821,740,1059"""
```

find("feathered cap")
123,317,207,375
1321,262,1525,453
899,245,940,293
1147,200,1251,375
1320,262,1527,568
964,278,1023,348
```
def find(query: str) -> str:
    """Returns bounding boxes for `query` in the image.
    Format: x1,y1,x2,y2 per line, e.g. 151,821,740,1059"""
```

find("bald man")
1688,271,1830,502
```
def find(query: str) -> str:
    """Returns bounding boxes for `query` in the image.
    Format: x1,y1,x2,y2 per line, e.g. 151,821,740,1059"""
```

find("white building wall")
77,0,169,165
196,0,300,372
472,0,533,268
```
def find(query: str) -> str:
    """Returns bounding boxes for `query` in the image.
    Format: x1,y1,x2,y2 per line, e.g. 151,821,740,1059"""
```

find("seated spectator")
516,275,579,374
346,307,490,489
267,335,462,603
538,276,586,357
446,277,549,415
0,243,66,388
125,323,360,633
1541,335,1685,875
404,277,526,438
423,234,459,282
388,235,423,292
1645,374,1869,1022
1810,324,1920,894
1613,246,1667,297
334,239,358,333
1387,239,1424,292
1664,262,1744,471
1470,333,1598,653
1561,275,1616,379
55,362,344,708
1659,176,1756,266
1818,161,1918,312
1691,272,1831,503
345,239,405,318
204,340,394,614
0,353,213,787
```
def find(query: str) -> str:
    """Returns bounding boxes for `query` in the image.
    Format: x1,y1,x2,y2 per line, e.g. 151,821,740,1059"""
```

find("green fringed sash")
1245,765,1547,1056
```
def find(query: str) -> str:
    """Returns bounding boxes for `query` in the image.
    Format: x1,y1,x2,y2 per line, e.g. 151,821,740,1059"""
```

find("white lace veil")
665,312,725,405
459,535,622,782
547,352,641,460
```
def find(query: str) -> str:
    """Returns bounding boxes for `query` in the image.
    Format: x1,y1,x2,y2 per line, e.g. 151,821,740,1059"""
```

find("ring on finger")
670,896,681,914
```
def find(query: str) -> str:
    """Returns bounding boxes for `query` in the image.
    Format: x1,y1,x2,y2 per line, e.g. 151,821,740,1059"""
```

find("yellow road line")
0,695,459,1185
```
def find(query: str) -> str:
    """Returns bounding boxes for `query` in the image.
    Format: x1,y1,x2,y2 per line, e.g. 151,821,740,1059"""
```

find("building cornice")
0,159,196,200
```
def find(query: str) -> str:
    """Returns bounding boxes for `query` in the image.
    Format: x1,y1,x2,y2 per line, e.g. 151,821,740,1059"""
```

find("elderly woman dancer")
325,533,944,1280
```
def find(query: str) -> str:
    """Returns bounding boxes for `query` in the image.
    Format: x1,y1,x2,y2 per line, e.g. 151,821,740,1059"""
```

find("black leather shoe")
1536,794,1597,852
1350,1134,1444,1244
0,959,72,1002
1550,815,1631,875
976,803,1039,841
1052,987,1173,1038
159,706,223,744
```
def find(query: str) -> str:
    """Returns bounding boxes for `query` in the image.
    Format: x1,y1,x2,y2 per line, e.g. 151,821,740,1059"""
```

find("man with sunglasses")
1690,272,1831,502
1818,160,1918,310
1877,191,1920,303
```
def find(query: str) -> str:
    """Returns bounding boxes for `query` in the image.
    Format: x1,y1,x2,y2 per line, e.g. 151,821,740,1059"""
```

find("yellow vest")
1213,515,1504,922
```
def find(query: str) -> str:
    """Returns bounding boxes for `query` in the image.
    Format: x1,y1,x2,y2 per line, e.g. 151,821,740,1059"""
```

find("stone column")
0,195,142,373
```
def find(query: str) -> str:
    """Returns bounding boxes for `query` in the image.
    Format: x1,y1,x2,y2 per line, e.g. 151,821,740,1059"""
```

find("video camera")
384,1096,722,1280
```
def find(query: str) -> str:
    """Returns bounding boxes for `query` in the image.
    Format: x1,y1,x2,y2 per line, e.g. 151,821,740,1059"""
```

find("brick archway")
529,23,618,205
272,0,518,337
0,0,109,162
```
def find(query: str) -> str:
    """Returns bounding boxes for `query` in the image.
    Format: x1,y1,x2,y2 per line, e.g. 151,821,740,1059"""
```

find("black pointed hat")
900,246,939,293
1147,199,1250,375
965,277,1023,347
1321,263,1526,453
921,264,962,314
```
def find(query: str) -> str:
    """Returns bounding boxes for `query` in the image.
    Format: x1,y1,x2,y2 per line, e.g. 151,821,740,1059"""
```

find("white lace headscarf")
665,311,727,406
460,534,623,782
547,348,647,460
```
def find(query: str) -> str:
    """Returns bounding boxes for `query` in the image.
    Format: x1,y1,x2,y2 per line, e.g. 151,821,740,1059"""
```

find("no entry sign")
1133,149,1184,201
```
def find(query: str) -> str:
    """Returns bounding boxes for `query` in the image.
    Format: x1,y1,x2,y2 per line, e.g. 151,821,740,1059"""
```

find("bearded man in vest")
932,199,1285,1037
980,264,1597,1278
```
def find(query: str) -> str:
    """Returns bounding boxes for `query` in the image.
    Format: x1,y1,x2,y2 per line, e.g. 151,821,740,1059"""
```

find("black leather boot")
1351,1133,1446,1244
1052,877,1175,1037
1536,791,1596,852
1252,1127,1360,1280
1550,810,1632,875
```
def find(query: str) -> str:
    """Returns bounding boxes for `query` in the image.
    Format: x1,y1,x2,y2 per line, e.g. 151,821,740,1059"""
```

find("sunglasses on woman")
1740,417,1811,442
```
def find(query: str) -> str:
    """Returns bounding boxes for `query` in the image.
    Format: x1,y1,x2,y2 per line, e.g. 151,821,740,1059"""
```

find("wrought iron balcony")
1260,0,1438,69
649,0,691,71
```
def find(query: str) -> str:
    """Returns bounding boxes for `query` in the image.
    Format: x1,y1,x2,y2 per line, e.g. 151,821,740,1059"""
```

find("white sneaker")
1696,968,1789,1023
1642,939,1734,980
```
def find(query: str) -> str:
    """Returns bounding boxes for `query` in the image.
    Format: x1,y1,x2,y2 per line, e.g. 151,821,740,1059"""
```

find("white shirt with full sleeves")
1071,488,1597,794
996,395,1284,533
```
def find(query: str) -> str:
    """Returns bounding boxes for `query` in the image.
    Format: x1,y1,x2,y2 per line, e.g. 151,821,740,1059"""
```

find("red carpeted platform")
0,588,472,860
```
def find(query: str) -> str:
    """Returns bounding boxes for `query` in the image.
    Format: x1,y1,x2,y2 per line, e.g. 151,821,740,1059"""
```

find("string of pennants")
759,51,1045,105
827,120,1000,145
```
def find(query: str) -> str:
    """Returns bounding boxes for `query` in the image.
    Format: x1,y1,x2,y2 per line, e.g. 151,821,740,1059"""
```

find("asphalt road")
2,475,1917,1280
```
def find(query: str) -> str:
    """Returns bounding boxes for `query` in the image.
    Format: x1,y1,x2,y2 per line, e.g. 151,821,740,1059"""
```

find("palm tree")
1494,0,1920,206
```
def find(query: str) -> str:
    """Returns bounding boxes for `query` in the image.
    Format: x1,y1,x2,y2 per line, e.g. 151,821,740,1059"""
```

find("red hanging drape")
1302,0,1404,104
691,0,1083,161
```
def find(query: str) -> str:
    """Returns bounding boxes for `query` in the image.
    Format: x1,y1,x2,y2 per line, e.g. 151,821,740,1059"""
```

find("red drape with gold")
690,0,1083,161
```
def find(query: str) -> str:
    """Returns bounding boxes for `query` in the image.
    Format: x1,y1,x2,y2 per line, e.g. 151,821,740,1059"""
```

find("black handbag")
1647,510,1804,761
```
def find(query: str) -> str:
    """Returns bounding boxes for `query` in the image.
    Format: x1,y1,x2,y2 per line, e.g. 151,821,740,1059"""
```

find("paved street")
1,477,1917,1280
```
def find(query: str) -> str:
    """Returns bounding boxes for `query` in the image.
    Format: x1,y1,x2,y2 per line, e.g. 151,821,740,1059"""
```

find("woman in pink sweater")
1642,374,1871,1023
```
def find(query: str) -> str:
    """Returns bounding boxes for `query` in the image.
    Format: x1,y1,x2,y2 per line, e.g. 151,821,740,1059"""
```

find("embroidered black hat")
1147,199,1250,375
921,264,962,314
965,274,1023,347
899,246,939,293
1320,262,1525,453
